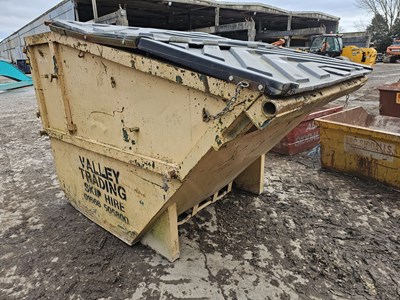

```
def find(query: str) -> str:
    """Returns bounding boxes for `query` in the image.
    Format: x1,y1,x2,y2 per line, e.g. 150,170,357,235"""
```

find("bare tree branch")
355,0,400,31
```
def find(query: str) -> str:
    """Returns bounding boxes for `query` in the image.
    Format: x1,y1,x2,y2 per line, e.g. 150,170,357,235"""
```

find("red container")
272,105,343,155
378,83,400,118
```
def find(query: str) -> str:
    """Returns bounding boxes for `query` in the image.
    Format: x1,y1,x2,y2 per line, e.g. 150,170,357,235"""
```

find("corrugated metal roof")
49,20,371,97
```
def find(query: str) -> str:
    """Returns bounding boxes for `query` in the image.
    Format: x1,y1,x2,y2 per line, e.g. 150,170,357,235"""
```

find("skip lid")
49,20,371,97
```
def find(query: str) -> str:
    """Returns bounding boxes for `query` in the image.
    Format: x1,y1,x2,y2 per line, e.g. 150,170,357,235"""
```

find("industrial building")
0,0,341,63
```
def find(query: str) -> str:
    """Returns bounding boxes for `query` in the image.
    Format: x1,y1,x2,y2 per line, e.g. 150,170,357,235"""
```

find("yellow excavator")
309,34,377,66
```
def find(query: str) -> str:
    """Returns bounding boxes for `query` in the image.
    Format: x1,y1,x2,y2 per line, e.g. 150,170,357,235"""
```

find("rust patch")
215,135,222,146
122,128,129,143
356,156,379,178
175,75,183,84
111,77,116,88
198,74,210,93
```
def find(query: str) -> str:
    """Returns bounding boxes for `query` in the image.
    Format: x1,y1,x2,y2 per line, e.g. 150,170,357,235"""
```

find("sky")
0,0,372,40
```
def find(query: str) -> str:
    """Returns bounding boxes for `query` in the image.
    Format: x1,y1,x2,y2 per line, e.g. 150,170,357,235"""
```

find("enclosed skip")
272,105,343,155
25,20,370,261
316,107,400,189
378,82,400,118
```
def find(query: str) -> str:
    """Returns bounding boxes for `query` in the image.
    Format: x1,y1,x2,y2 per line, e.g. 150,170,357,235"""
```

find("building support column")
188,12,192,30
258,19,263,33
215,7,220,26
286,14,292,47
91,0,98,20
247,19,256,41
74,1,80,21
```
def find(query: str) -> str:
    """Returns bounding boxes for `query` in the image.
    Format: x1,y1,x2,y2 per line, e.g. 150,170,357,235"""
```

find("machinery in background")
16,59,31,74
309,34,377,66
0,60,33,92
383,38,400,63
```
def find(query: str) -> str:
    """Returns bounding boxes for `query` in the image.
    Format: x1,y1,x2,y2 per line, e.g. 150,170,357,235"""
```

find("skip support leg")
141,203,180,262
234,154,265,195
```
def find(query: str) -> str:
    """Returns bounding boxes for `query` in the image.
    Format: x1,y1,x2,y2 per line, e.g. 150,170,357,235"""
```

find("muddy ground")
0,63,399,300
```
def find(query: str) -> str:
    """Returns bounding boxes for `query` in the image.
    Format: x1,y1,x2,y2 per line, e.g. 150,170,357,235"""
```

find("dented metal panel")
49,20,372,96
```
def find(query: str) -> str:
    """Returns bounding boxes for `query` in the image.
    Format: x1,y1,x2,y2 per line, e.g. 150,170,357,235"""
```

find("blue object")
307,144,321,158
0,60,33,91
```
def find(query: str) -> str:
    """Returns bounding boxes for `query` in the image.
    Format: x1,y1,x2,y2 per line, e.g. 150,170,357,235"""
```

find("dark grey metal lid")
49,20,371,97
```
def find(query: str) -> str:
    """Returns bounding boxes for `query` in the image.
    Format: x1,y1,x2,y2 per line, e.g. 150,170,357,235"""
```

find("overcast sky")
0,0,372,40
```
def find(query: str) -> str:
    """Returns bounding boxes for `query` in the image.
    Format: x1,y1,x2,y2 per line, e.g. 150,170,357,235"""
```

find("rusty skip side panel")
378,82,400,118
316,107,400,190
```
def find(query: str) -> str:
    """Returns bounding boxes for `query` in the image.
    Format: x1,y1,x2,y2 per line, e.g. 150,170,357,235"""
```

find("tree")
356,0,400,32
391,16,400,35
367,14,398,52
353,19,369,31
